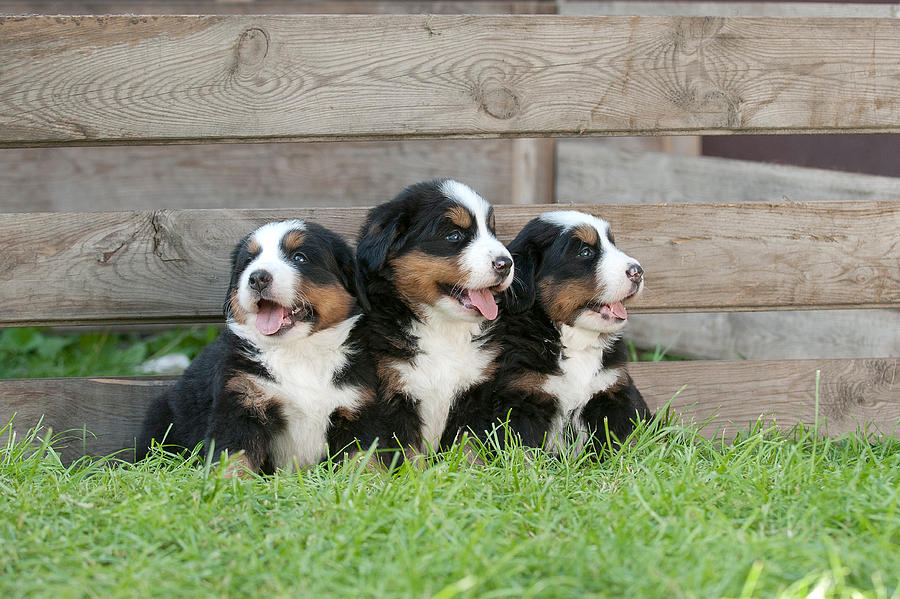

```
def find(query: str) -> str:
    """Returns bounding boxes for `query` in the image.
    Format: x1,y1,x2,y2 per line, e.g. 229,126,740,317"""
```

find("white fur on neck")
228,315,363,470
542,323,622,454
392,304,497,452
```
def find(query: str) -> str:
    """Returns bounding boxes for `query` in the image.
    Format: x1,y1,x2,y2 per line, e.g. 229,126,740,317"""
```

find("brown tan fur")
539,277,602,325
228,287,249,325
331,406,359,422
391,250,467,309
303,281,354,332
225,373,277,423
246,238,261,255
573,224,599,246
376,359,405,398
283,230,306,253
447,205,473,229
507,371,549,394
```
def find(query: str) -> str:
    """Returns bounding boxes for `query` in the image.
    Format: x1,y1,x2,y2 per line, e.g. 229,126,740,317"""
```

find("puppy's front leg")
206,375,279,476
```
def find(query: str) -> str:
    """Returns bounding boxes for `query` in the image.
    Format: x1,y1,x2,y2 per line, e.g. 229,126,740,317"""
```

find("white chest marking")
393,305,497,451
230,316,363,470
542,325,622,453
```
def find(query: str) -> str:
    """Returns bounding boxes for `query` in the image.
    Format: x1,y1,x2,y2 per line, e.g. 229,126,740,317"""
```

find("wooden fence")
3,3,898,362
0,8,898,462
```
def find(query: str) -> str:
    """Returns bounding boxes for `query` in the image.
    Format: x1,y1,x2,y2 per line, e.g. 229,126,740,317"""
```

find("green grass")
0,326,219,379
2,419,898,599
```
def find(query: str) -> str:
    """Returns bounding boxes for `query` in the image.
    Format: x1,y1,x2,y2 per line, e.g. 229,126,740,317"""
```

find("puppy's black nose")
626,264,643,283
249,270,272,292
492,256,512,278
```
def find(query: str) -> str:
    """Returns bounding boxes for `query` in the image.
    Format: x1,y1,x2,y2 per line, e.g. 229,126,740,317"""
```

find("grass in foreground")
1,419,898,599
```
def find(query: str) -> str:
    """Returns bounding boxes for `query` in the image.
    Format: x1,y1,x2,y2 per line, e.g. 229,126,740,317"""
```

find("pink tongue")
608,301,628,320
256,303,288,335
467,288,499,320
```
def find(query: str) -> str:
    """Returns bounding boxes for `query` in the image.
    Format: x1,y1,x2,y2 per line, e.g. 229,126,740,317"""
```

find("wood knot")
235,27,269,72
478,86,520,120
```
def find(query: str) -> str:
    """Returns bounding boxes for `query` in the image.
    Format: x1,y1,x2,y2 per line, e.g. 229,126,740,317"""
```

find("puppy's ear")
223,233,252,317
354,202,408,312
502,220,552,314
331,235,357,297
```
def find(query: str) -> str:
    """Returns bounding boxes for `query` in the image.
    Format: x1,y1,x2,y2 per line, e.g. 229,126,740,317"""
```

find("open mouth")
442,285,500,320
586,289,639,322
254,299,312,335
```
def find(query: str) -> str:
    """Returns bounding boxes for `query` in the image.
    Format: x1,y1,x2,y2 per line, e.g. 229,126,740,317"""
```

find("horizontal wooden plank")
561,1,900,18
638,359,900,437
555,144,900,360
628,309,900,361
556,141,900,205
3,15,900,147
1,1,556,14
0,140,525,212
2,201,897,326
0,137,700,214
1,358,896,463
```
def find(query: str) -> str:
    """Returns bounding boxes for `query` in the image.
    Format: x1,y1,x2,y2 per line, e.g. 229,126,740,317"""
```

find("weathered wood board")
1,358,896,464
0,1,556,15
628,310,900,361
1,201,897,326
0,137,712,214
3,15,900,147
556,143,900,359
556,141,900,205
0,140,525,212
560,1,900,18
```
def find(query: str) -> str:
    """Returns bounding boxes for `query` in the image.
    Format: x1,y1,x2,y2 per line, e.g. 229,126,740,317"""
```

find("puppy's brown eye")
291,251,308,263
578,246,596,259
446,230,464,243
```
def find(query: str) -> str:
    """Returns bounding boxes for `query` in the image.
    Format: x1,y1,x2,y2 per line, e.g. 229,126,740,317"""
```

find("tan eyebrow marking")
447,205,473,229
283,230,306,252
573,224,599,246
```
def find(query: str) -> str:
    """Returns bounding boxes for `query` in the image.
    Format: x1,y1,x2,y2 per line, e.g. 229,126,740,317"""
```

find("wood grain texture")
561,2,900,18
1,201,897,326
0,140,522,212
0,1,556,15
628,309,900,361
0,137,702,214
556,141,900,204
636,359,900,438
510,138,556,205
3,15,900,147
1,358,896,463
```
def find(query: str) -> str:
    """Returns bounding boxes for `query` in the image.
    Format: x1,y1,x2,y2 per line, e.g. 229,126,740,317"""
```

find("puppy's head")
355,179,513,322
225,220,356,340
505,211,643,334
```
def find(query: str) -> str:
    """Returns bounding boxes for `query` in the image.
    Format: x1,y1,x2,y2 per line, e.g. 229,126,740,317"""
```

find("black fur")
136,221,373,473
465,215,652,454
349,179,509,463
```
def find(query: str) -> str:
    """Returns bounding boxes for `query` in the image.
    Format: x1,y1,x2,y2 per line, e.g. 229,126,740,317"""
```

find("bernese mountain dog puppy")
480,210,651,454
136,220,372,474
349,179,514,461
